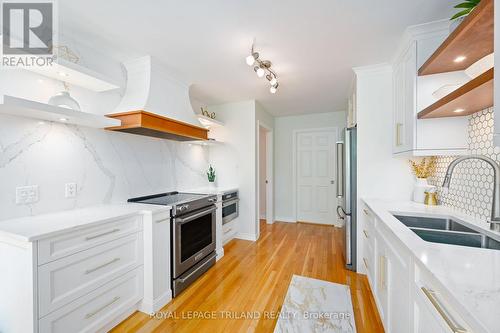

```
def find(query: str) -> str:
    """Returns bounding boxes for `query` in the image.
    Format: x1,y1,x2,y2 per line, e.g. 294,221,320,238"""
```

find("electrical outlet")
16,185,39,205
65,183,77,198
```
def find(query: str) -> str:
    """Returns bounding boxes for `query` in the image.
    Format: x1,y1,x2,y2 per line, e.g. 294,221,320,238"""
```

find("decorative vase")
208,181,216,189
413,178,431,203
48,91,81,110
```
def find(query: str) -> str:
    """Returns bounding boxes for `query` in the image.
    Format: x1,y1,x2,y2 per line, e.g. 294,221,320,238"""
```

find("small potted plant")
409,157,437,203
450,0,481,32
207,165,216,187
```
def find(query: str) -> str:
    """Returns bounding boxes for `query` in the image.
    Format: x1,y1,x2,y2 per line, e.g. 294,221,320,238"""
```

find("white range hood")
107,56,208,141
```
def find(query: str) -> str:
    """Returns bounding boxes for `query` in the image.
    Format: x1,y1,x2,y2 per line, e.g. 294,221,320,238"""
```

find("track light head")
246,52,259,66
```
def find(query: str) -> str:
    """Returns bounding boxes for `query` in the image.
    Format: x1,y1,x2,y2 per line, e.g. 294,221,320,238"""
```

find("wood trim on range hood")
106,110,208,141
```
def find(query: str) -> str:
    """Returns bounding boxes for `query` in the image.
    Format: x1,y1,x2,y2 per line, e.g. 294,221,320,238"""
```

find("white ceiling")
60,0,456,117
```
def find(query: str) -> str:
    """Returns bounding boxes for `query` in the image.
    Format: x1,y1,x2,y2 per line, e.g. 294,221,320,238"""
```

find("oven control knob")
178,205,189,212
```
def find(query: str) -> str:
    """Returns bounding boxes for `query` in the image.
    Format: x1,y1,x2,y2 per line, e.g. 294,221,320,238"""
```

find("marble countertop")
364,199,500,333
183,185,238,195
0,203,170,242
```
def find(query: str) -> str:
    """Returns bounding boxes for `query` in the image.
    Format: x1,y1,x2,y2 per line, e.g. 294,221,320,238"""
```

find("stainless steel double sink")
393,215,500,250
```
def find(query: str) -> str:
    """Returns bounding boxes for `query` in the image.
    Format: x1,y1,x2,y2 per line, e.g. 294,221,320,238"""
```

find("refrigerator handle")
336,142,344,198
337,206,346,219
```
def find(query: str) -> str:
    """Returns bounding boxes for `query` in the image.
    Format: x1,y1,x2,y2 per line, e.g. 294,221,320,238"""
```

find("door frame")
292,127,339,223
256,121,274,239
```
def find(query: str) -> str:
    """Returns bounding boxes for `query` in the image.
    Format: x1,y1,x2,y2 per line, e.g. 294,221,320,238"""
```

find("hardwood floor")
112,221,384,333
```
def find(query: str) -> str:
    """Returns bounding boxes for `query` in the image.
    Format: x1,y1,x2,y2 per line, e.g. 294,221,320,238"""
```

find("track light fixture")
246,42,279,94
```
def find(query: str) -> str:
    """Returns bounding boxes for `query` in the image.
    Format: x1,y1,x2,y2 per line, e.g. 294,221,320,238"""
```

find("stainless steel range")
128,192,217,297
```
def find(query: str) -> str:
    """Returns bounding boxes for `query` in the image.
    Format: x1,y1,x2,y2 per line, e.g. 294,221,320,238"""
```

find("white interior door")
296,130,337,224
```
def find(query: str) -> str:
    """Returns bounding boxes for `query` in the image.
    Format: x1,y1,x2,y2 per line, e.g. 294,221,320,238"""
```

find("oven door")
222,198,239,225
172,205,216,279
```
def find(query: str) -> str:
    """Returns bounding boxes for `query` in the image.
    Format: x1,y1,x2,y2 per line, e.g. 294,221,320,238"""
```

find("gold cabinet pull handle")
396,123,403,146
85,228,120,241
363,257,369,270
85,296,120,319
363,230,369,238
379,255,387,290
421,287,468,333
85,258,120,274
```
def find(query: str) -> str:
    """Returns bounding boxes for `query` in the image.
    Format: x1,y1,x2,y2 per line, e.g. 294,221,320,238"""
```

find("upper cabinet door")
347,80,357,128
392,22,469,156
393,41,416,154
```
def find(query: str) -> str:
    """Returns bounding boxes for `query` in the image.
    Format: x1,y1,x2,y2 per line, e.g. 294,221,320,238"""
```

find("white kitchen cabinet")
392,21,469,156
0,214,145,333
376,223,411,333
141,210,172,314
413,287,450,333
412,263,473,333
393,41,416,154
347,80,357,128
215,194,225,259
39,268,143,333
361,201,475,333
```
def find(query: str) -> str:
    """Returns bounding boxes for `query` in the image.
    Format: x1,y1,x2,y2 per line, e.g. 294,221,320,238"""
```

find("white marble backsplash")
0,114,210,221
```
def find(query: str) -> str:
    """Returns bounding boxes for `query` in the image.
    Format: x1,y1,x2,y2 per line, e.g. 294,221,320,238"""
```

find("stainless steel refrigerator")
336,127,357,271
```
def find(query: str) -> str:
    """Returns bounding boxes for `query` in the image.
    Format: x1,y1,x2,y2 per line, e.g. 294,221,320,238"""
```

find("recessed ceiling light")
453,108,465,113
59,117,68,122
57,71,68,77
454,56,466,63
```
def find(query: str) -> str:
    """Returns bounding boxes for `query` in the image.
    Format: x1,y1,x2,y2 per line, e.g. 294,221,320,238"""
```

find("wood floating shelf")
418,0,493,75
0,95,121,128
106,110,209,141
418,68,493,119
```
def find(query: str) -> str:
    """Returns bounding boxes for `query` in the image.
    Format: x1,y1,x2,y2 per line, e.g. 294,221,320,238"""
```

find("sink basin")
394,215,478,233
394,215,500,250
411,228,482,248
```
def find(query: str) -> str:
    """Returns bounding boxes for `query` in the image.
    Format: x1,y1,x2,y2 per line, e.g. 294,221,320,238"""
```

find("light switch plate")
16,185,39,205
65,183,77,198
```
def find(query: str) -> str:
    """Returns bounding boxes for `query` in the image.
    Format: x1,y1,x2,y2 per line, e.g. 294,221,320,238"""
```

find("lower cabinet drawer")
362,240,374,282
38,215,142,265
222,221,236,244
39,267,143,333
38,233,143,317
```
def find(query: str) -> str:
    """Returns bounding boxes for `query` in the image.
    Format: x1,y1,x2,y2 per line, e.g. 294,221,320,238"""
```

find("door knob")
331,180,335,184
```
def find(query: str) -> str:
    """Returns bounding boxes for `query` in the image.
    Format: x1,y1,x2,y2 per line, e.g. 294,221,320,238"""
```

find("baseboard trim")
297,221,334,227
216,248,225,261
236,232,258,242
139,290,172,314
275,216,297,223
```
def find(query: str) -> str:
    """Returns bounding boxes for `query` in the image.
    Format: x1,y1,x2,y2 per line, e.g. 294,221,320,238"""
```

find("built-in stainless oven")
127,191,218,297
172,204,216,296
222,191,239,225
